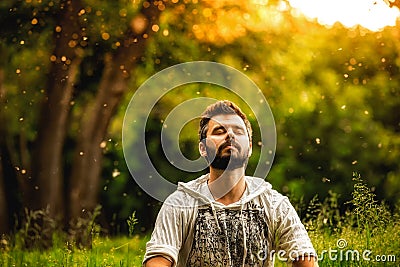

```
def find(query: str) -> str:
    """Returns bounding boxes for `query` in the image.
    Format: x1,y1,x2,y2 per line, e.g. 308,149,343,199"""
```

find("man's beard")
206,141,249,170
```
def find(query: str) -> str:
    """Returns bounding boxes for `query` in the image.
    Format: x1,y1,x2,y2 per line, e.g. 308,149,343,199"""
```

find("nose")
226,128,235,140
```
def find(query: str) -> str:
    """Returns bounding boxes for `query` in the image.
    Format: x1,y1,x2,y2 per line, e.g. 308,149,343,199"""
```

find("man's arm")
274,198,318,267
143,194,185,266
144,256,173,267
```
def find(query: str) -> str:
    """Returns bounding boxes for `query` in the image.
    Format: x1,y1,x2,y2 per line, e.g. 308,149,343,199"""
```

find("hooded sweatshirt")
143,175,317,267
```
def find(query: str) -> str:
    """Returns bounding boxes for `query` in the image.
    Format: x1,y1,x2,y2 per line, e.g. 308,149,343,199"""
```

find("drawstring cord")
210,201,221,231
208,180,250,267
221,209,232,265
240,202,248,267
211,203,233,264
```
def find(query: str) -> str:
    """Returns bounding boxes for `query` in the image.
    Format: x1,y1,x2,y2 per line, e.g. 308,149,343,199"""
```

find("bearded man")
143,100,317,267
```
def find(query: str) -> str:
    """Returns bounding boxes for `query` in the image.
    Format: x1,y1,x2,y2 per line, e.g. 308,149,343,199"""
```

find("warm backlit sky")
288,0,400,31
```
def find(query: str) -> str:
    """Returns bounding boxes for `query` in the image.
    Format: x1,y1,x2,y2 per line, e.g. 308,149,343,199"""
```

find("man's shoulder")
245,176,288,207
163,175,208,207
163,188,196,207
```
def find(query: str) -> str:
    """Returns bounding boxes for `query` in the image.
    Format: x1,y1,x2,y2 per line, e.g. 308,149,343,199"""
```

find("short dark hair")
198,100,252,142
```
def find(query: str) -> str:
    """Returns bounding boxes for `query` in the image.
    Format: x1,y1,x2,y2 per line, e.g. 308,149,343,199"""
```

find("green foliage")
98,7,400,232
68,205,102,249
127,211,138,237
303,191,343,234
16,208,57,250
291,173,399,266
13,205,103,250
301,172,395,236
349,172,391,231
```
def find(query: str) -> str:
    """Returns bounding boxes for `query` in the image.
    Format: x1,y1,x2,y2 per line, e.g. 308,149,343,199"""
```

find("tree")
0,68,9,234
0,0,166,231
66,0,163,222
31,0,85,220
0,0,288,232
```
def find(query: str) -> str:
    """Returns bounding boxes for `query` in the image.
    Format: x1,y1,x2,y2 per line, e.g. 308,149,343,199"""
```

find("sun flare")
289,0,400,31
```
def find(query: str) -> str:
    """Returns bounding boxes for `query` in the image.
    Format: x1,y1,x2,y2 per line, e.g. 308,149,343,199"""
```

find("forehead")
207,114,246,129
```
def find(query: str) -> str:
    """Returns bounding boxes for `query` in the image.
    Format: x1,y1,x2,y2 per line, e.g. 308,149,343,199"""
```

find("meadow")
1,173,398,267
0,235,147,267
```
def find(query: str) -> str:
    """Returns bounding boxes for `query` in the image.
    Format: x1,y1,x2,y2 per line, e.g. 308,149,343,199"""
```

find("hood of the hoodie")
176,174,272,208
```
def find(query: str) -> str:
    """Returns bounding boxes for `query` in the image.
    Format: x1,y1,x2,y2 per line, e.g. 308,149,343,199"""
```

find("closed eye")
211,125,246,135
234,128,245,135
212,126,226,135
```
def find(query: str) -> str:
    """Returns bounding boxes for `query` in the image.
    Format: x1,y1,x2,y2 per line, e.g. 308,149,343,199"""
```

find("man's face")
200,114,252,170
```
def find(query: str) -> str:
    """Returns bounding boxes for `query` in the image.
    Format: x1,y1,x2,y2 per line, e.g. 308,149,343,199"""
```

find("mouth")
220,142,240,152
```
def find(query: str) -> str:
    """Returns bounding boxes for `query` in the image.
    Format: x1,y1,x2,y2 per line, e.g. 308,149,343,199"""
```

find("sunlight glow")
289,0,400,31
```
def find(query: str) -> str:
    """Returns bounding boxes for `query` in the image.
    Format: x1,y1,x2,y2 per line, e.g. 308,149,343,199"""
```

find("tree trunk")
0,68,9,234
0,68,32,233
0,161,8,234
69,1,164,220
32,0,84,219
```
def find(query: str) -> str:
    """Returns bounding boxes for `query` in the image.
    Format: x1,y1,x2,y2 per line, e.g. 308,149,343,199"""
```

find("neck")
208,167,246,205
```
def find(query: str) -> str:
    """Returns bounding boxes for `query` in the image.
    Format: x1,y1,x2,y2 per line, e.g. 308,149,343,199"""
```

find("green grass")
308,223,399,266
275,173,400,266
2,228,398,267
0,235,148,267
273,220,399,266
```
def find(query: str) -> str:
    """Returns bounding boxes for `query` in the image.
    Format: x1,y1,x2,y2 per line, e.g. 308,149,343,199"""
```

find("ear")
199,141,207,157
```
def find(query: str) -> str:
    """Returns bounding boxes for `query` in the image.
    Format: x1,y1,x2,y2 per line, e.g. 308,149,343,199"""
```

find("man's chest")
187,204,269,266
